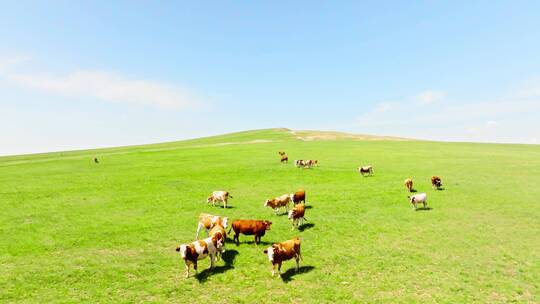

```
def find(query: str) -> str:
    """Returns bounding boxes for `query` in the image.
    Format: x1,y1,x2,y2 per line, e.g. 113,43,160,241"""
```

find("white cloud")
0,55,204,110
413,90,446,105
466,120,498,134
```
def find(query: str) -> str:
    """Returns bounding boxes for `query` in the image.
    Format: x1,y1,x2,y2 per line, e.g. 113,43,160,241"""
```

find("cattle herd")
174,151,444,279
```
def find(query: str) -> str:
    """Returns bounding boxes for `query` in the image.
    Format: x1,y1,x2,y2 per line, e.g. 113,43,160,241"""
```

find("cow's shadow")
195,249,239,283
280,265,315,283
409,189,417,193
304,205,313,210
435,187,445,191
298,223,315,232
415,207,433,211
241,240,274,246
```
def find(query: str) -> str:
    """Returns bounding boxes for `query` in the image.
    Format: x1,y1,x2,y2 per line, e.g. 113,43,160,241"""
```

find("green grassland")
1,129,539,303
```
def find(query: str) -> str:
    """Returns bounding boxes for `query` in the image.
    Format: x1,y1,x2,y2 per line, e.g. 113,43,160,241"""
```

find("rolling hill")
1,128,539,303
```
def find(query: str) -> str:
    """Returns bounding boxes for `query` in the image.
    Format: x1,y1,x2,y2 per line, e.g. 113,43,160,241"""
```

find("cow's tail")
227,226,234,235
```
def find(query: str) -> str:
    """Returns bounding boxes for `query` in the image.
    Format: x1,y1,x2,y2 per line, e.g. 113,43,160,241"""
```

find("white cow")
408,193,427,210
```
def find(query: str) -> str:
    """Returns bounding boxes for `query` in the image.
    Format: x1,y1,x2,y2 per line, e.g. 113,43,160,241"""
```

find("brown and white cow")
196,213,229,239
404,178,413,192
295,160,305,168
207,191,232,208
176,235,223,278
263,237,302,277
229,219,272,245
431,176,442,189
209,224,227,261
288,203,306,230
290,189,305,205
358,165,374,176
264,194,291,214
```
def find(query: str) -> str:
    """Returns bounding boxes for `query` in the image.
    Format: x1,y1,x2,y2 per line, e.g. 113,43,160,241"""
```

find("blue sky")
1,1,539,155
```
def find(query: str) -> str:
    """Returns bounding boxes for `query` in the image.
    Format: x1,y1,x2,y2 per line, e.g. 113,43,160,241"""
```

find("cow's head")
263,244,279,262
222,217,229,229
264,199,271,207
263,220,272,230
288,209,295,220
206,196,213,203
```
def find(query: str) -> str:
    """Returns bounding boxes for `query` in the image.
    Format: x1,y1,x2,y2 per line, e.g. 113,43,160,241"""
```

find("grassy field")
1,128,540,303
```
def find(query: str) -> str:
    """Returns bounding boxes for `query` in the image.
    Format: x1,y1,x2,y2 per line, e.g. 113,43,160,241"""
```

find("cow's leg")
271,263,276,276
277,262,282,276
184,262,190,278
295,255,300,272
223,199,227,209
423,202,427,209
196,223,203,240
234,232,239,246
193,261,198,275
209,254,215,269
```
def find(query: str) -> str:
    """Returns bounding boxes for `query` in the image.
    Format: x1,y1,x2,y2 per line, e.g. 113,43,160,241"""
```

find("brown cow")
280,154,289,163
229,220,272,245
288,203,306,230
290,189,306,205
264,194,291,215
305,160,318,167
431,176,442,189
404,178,413,192
263,237,302,277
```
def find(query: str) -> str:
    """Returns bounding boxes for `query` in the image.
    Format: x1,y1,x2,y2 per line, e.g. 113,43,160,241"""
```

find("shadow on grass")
409,189,417,193
240,240,274,246
415,207,433,211
195,249,239,283
298,223,315,231
435,187,445,191
304,205,313,210
280,265,315,283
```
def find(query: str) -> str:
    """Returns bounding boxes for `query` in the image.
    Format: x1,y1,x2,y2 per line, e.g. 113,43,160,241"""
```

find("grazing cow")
288,203,306,230
176,235,223,278
263,237,302,277
358,165,374,176
229,219,272,245
196,213,229,239
408,193,427,210
431,176,442,189
209,224,227,261
264,194,291,214
207,191,232,208
280,154,289,163
404,178,413,192
290,189,306,205
295,160,305,168
93,157,99,164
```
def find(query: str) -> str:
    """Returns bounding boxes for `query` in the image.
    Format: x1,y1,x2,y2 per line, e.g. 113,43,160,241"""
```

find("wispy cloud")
354,88,540,143
413,90,446,105
0,55,204,110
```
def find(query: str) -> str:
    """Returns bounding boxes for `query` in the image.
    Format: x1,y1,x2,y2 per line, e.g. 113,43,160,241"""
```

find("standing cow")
358,165,374,176
263,237,302,277
207,191,232,208
290,189,306,205
264,194,291,215
229,219,272,245
431,176,443,189
408,193,427,210
196,213,229,239
288,203,306,230
176,235,223,278
278,152,288,163
404,178,414,192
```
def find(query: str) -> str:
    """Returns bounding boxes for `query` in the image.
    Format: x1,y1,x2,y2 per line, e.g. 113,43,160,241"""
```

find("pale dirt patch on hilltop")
290,130,411,141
